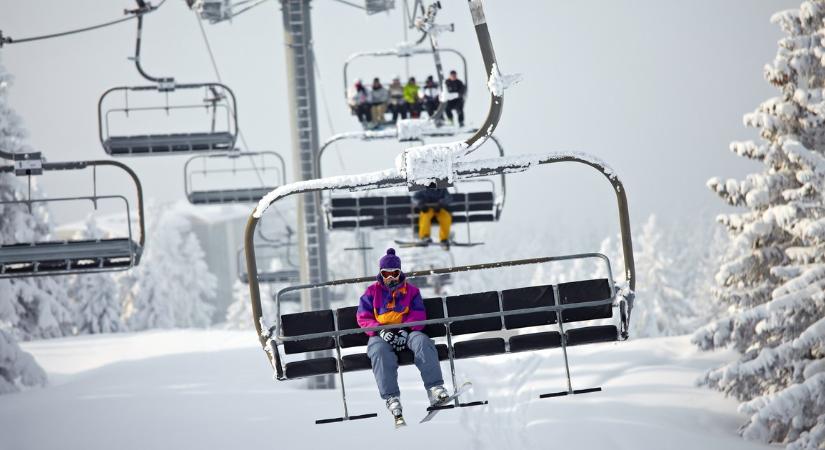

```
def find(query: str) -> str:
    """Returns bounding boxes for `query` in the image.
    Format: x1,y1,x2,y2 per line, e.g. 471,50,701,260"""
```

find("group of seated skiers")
347,70,466,129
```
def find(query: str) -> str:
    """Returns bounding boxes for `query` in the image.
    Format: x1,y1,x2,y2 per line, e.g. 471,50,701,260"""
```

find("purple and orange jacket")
356,275,426,336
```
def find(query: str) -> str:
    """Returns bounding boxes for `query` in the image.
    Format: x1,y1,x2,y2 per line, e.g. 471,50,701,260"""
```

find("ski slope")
0,330,770,450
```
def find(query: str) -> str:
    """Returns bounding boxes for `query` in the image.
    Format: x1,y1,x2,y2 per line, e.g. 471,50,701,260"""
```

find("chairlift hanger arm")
132,8,174,85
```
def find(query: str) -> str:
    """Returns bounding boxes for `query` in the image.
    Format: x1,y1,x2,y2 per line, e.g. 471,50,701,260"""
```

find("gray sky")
0,0,798,250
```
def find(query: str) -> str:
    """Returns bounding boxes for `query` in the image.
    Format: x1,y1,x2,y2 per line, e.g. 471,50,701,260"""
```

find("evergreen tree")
0,329,46,394
693,3,825,448
600,215,694,338
69,217,125,334
123,206,215,330
0,54,72,341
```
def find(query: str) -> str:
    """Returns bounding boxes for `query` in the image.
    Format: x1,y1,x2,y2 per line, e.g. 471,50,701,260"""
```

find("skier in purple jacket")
357,248,449,424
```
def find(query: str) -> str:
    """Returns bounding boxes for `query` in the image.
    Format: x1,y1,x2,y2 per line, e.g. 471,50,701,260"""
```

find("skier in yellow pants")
413,188,452,250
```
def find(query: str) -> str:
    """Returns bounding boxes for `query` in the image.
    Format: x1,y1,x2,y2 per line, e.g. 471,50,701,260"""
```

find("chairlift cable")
228,0,272,19
0,0,166,47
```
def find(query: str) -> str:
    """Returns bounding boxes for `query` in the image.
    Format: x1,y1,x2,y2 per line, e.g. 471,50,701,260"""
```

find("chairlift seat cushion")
566,325,618,346
0,238,140,275
501,285,557,329
509,331,562,352
281,310,336,354
422,297,446,338
557,279,613,322
453,338,506,358
284,357,338,379
257,269,300,284
189,187,274,205
105,132,235,155
341,344,448,372
336,306,369,348
445,291,502,335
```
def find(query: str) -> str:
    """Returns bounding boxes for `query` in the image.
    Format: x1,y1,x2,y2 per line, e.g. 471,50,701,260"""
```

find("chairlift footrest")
426,404,456,412
315,412,377,424
539,387,602,399
459,400,488,408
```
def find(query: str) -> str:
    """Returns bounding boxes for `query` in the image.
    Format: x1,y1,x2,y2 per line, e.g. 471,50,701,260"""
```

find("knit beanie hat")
379,248,401,270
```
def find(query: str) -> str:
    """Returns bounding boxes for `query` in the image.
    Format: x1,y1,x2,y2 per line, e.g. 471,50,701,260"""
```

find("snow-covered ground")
0,330,769,450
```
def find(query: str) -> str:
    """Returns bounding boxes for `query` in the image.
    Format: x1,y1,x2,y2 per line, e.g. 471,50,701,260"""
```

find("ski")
394,239,483,248
420,381,474,424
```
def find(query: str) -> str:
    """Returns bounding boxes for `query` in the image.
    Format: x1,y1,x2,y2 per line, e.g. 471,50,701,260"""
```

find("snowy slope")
0,331,770,450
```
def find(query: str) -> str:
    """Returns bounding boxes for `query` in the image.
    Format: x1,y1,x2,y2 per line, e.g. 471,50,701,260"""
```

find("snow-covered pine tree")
601,215,693,338
123,206,215,330
0,55,72,341
69,217,125,334
0,329,46,394
693,3,825,448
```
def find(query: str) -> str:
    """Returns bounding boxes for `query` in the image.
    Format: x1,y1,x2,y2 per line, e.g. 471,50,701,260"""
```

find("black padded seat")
501,285,557,329
445,291,501,335
566,326,618,346
188,187,273,205
509,331,562,352
0,238,141,275
335,306,369,348
341,344,448,373
284,357,338,379
453,338,506,358
421,297,446,338
281,310,336,354
105,132,234,155
257,269,300,283
557,279,613,322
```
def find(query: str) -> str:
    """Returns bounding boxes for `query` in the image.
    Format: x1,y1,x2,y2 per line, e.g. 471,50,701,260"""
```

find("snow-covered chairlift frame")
0,158,145,278
318,134,506,241
97,8,239,157
183,150,287,205
245,149,636,423
245,0,633,424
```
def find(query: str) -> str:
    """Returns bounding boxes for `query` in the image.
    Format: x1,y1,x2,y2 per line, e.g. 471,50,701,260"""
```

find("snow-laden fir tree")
599,214,694,338
123,206,216,330
693,3,825,448
0,55,72,341
69,216,125,334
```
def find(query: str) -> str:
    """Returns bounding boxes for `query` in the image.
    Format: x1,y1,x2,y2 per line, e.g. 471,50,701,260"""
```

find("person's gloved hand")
379,328,409,352
393,329,409,352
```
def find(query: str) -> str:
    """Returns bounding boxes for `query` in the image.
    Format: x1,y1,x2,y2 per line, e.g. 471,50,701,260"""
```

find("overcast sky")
0,0,799,252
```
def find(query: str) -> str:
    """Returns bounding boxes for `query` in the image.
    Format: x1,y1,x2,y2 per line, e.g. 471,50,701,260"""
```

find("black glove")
379,328,409,352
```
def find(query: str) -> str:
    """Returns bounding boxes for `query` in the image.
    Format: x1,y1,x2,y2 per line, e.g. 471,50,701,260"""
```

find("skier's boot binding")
386,396,403,418
428,385,449,406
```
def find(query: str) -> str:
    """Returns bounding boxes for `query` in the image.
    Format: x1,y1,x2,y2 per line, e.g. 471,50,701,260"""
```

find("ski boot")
428,385,450,406
386,396,406,428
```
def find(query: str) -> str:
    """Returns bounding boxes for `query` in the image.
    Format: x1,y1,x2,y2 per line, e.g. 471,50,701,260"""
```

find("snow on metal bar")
487,62,522,97
253,169,400,218
254,150,620,218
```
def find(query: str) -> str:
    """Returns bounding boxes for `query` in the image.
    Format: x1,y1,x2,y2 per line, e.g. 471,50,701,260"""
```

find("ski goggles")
380,269,401,279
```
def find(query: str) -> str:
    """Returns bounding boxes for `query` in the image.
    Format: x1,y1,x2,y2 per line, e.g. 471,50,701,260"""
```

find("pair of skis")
394,381,474,428
394,239,482,249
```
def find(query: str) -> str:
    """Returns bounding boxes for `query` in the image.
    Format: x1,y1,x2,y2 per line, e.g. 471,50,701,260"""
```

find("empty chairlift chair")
98,83,238,156
0,157,145,277
98,8,239,157
184,151,287,205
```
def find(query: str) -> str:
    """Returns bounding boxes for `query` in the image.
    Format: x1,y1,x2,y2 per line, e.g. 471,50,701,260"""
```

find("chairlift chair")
244,0,635,425
0,154,145,278
98,5,239,156
238,238,299,285
320,135,507,246
184,151,287,205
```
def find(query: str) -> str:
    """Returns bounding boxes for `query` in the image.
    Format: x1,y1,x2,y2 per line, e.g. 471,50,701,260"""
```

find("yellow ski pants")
418,208,452,242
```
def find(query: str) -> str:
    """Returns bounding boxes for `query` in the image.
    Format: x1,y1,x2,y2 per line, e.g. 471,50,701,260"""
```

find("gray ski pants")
367,331,444,399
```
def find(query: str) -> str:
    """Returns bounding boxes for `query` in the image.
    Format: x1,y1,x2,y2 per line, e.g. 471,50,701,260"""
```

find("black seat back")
501,285,556,329
335,306,369,348
557,279,613,322
445,291,501,335
281,310,336,354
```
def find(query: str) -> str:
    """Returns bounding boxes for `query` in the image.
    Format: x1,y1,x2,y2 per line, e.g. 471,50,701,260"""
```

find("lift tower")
279,0,333,389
